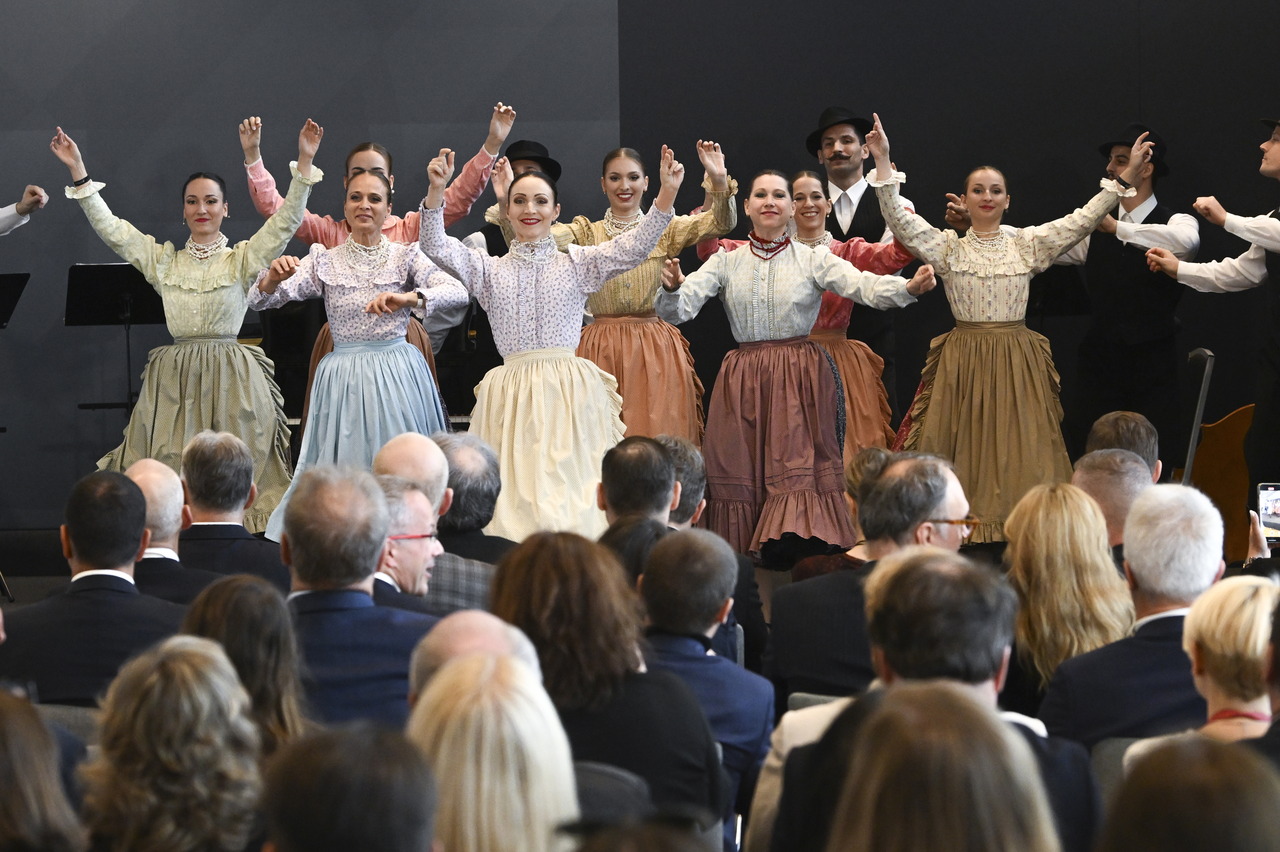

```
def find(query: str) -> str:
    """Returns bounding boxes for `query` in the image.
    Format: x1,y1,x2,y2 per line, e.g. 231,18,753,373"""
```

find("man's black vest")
1084,202,1182,345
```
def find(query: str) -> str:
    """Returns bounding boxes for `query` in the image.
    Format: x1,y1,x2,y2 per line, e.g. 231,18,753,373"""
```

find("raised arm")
419,149,491,297
658,141,739,253
864,114,951,270
233,120,325,282
51,126,168,283
434,103,516,227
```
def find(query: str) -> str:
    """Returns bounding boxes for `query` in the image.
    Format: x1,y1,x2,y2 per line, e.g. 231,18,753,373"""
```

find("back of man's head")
600,437,676,518
181,430,254,513
1072,449,1153,542
373,432,449,510
858,454,951,546
409,610,541,699
1124,484,1223,606
655,434,706,526
864,546,1016,684
284,467,388,588
641,529,737,635
64,471,147,571
263,723,438,852
431,432,501,534
125,458,185,544
1086,411,1159,476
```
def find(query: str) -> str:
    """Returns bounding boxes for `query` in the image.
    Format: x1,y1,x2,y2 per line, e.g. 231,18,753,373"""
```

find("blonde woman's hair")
81,635,261,852
407,654,579,852
825,682,1061,852
1005,483,1134,687
1182,575,1279,702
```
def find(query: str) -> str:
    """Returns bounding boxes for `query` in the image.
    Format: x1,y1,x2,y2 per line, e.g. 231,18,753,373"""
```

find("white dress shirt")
1054,193,1200,266
0,203,29,237
1178,210,1280,293
827,177,911,243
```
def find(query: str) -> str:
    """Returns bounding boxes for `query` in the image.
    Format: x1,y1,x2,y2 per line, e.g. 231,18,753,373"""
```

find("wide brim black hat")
1098,123,1169,178
502,139,562,182
805,107,873,157
1262,118,1280,131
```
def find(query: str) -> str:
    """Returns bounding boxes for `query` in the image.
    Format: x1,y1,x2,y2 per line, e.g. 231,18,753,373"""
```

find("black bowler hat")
503,139,562,182
805,107,874,157
1263,118,1280,131
1098,123,1169,178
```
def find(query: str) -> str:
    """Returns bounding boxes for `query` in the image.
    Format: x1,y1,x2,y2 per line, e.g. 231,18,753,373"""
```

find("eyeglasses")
388,532,437,543
925,516,981,539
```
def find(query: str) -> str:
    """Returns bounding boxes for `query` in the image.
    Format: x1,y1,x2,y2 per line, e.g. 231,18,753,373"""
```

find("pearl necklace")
966,228,1007,257
509,235,558,264
603,208,642,238
343,235,391,272
794,231,832,248
185,234,228,261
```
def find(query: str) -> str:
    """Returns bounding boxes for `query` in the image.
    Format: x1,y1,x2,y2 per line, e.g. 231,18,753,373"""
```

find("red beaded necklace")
748,230,790,260
1207,708,1272,723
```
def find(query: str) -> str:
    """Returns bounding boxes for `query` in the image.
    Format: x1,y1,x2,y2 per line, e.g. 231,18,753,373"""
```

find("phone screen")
1260,484,1280,544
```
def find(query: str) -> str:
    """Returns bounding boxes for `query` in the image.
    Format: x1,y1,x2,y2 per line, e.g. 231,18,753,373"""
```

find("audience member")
282,466,436,727
1125,575,1279,768
372,432,451,512
573,822,708,852
0,472,184,705
0,692,86,852
790,447,890,582
1100,738,1280,852
655,434,766,672
178,430,291,593
1040,484,1224,747
372,475,442,614
407,654,580,852
125,458,222,604
1001,483,1134,715
182,575,310,757
431,431,516,562
1071,448,1153,566
491,532,725,819
1085,411,1162,482
822,683,1062,852
641,529,774,851
408,609,542,703
81,636,260,852
600,514,670,585
262,723,440,852
597,437,681,525
1246,590,1280,768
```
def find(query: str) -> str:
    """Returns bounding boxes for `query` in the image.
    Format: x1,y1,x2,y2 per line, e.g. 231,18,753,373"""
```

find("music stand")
0,273,27,599
65,263,166,411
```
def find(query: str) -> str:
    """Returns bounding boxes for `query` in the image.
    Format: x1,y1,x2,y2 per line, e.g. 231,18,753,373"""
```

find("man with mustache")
808,107,914,420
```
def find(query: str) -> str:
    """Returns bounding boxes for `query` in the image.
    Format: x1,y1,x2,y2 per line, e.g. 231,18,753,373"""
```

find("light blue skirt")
265,339,446,541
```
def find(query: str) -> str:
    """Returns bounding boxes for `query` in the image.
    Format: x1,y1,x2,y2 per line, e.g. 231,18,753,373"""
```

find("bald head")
373,433,450,511
408,610,541,702
1072,449,1152,547
125,459,187,548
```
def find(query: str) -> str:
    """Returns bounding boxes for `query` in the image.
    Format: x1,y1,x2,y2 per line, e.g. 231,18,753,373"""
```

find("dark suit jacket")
179,524,291,593
133,555,224,605
645,632,774,851
1039,614,1205,748
372,576,434,615
0,574,186,705
291,589,436,728
437,528,517,564
763,563,877,716
1245,720,1280,772
771,697,1100,852
732,553,767,674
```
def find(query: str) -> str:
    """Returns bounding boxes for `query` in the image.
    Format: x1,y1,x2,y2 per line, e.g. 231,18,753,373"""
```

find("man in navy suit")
284,466,437,728
178,430,290,592
1040,484,1224,747
641,529,773,852
125,459,222,605
0,472,185,705
372,475,442,615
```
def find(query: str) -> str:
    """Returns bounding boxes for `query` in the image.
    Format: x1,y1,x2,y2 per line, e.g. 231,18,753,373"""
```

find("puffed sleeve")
654,248,728,324
248,243,326,309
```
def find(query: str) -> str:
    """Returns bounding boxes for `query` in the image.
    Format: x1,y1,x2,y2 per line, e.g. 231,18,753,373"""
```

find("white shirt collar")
142,546,180,562
827,176,869,206
1119,193,1158,225
1132,607,1190,634
72,569,136,585
373,571,401,592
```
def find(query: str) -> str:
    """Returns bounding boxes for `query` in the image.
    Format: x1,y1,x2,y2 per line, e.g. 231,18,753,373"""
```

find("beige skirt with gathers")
473,347,624,543
900,320,1072,543
97,337,292,534
810,328,895,460
577,313,705,445
704,337,857,555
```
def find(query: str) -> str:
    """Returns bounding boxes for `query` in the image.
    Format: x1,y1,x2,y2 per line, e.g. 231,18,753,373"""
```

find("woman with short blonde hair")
81,636,261,852
406,654,578,852
1003,482,1134,712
